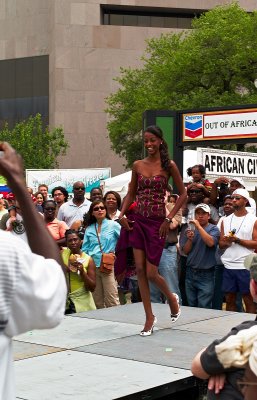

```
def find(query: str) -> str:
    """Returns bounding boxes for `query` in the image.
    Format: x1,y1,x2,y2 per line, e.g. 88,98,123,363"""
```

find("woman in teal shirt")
82,200,121,308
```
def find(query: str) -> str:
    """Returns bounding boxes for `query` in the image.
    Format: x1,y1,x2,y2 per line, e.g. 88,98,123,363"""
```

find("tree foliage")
106,2,257,167
0,114,69,169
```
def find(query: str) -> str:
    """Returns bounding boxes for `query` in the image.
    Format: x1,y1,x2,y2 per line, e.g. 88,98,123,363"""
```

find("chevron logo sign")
184,115,203,139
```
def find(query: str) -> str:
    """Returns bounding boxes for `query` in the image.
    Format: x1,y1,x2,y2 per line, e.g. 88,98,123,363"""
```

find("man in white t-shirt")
0,142,67,400
220,188,257,313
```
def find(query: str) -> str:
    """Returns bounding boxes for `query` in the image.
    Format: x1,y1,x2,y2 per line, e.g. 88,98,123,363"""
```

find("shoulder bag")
95,224,115,274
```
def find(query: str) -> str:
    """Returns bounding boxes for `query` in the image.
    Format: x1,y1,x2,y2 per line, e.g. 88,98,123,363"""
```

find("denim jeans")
212,264,224,310
150,245,182,304
185,267,215,309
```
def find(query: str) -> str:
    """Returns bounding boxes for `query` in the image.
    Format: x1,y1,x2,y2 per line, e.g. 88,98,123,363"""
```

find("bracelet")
119,215,125,222
235,238,241,245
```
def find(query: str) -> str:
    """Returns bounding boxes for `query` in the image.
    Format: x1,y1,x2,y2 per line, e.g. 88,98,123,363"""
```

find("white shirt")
0,231,67,399
57,198,91,228
221,212,257,270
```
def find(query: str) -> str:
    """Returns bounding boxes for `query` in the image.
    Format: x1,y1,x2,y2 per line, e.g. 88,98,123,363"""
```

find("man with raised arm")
0,142,67,399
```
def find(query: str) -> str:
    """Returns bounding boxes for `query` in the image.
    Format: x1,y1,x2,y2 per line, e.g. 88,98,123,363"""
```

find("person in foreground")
191,253,257,400
119,125,187,336
0,142,67,400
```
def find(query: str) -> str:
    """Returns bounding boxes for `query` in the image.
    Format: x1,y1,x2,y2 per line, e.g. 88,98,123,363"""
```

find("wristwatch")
165,217,172,223
235,238,241,245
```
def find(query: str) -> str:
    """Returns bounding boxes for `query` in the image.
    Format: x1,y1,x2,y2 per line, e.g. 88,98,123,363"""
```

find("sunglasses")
93,206,105,212
231,196,242,200
45,207,56,211
74,187,85,191
189,190,202,194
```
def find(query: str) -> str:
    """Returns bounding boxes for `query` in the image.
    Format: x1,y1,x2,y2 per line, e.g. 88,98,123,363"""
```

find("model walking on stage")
119,125,187,336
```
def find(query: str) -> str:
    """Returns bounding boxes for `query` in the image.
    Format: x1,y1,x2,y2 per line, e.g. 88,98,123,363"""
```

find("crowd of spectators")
1,154,257,398
1,163,257,317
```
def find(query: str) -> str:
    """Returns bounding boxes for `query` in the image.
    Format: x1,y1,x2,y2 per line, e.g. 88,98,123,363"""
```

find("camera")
220,182,228,190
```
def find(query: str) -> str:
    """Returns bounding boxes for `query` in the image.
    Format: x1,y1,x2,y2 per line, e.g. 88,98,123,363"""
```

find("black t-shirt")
200,318,257,400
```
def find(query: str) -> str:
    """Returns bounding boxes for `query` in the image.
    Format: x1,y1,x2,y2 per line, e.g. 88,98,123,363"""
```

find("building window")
0,55,49,129
101,6,202,29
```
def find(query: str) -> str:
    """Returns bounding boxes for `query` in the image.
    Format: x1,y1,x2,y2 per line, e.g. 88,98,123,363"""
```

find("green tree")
106,2,257,167
0,114,69,169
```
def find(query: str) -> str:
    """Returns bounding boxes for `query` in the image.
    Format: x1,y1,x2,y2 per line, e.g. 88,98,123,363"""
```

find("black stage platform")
13,303,255,399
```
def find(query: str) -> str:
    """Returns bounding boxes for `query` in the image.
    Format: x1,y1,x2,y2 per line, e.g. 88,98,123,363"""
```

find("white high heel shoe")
140,316,157,337
170,293,181,323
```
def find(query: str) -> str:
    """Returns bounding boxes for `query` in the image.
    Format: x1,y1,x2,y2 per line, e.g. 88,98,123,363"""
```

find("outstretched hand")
0,142,25,188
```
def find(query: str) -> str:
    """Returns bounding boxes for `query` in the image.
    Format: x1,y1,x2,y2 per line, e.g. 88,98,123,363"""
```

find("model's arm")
167,161,187,220
119,162,138,218
0,142,65,273
166,205,182,230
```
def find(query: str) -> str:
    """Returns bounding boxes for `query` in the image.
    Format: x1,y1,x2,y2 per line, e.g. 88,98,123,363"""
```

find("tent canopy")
101,171,132,199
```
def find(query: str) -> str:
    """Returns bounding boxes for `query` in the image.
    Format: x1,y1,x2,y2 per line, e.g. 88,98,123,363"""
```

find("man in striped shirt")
0,142,67,400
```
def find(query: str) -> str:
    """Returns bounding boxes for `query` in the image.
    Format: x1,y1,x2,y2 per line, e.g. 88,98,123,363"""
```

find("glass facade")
102,8,200,29
0,55,49,128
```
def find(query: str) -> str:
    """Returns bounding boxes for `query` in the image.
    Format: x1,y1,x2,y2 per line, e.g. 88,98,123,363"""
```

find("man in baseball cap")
195,203,211,213
232,188,251,207
181,203,220,309
230,180,256,215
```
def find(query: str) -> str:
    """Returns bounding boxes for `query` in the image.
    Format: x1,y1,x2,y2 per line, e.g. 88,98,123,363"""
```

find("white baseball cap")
195,203,211,213
232,188,251,206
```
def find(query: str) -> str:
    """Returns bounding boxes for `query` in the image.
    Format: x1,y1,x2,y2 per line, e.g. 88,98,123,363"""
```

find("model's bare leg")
133,248,155,331
146,261,179,315
225,292,237,311
243,293,257,313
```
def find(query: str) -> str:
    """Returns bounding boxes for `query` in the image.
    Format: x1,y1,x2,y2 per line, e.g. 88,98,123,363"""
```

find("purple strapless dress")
129,174,168,266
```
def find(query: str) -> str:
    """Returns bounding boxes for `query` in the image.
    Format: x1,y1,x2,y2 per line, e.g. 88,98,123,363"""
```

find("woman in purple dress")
119,126,187,336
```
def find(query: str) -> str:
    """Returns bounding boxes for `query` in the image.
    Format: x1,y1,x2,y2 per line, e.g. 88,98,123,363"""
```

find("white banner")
204,112,257,138
197,148,257,180
26,168,111,195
